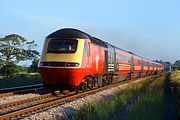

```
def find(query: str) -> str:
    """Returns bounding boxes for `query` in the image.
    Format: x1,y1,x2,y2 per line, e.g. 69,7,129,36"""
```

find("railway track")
0,84,44,97
0,76,156,120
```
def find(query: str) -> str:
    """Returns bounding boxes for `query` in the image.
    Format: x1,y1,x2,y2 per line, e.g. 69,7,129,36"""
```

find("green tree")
0,62,22,78
0,59,4,69
0,34,39,64
173,60,180,70
28,57,39,72
0,34,39,77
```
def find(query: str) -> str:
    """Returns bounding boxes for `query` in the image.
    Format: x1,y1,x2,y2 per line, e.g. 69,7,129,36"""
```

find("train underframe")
43,68,161,95
75,70,160,93
48,71,151,94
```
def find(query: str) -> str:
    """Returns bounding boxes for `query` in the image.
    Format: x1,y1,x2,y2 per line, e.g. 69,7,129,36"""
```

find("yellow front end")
40,38,85,66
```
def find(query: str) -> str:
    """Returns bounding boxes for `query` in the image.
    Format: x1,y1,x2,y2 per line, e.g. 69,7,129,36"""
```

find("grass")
125,75,165,120
71,76,158,120
0,73,42,89
170,70,180,119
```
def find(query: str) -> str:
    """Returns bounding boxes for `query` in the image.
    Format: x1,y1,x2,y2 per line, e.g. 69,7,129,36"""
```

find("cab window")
47,39,78,53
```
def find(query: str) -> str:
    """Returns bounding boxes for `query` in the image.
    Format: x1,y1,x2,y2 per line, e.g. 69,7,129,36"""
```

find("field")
0,73,42,89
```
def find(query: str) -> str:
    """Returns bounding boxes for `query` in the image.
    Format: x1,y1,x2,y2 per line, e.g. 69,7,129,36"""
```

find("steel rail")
0,84,44,97
0,92,62,115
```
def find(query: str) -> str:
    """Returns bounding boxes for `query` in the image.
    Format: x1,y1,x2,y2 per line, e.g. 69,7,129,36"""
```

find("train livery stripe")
134,66,141,70
118,63,130,70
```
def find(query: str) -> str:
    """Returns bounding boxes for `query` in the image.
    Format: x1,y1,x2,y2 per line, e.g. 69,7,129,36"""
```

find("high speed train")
38,28,163,92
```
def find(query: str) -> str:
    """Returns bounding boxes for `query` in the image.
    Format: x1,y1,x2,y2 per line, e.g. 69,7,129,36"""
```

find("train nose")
38,67,84,88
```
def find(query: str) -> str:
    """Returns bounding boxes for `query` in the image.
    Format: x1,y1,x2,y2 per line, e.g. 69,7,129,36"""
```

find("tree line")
0,34,39,77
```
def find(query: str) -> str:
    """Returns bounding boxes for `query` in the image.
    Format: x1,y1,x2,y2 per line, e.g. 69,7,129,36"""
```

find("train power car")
38,28,163,92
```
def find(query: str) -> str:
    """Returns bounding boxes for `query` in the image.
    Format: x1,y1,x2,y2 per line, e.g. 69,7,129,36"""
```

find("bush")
28,58,39,73
173,60,180,70
0,62,22,78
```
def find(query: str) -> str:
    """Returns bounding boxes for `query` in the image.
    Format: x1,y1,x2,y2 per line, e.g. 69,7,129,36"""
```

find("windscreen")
47,39,78,53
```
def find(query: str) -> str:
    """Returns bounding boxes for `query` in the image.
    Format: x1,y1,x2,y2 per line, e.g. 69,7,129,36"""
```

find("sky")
0,0,180,65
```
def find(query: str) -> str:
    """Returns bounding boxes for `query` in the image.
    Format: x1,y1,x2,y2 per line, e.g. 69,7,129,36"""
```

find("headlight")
40,62,44,66
66,62,79,67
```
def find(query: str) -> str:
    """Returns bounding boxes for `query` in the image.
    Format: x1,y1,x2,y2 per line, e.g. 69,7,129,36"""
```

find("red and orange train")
38,28,163,92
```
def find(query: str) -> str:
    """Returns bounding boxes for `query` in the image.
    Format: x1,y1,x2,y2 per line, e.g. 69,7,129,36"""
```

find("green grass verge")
170,70,180,119
71,76,158,120
0,73,42,89
125,76,164,120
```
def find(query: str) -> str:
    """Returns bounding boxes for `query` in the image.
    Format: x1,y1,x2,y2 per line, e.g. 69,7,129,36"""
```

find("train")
38,28,164,92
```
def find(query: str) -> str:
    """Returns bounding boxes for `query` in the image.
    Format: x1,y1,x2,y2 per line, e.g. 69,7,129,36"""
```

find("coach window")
119,55,121,62
122,56,124,62
112,52,114,63
121,56,123,62
128,59,130,63
119,55,122,62
116,52,119,63
126,57,128,63
122,55,125,62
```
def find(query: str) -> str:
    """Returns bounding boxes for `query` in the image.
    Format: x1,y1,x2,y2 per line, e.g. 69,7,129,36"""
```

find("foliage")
173,60,180,70
0,59,4,68
71,77,157,120
163,61,172,72
28,57,39,72
0,62,23,78
125,76,164,120
0,34,39,64
170,70,180,85
170,70,180,119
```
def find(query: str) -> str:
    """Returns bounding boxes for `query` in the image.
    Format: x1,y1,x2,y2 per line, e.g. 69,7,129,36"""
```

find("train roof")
46,28,162,65
91,37,108,48
46,28,90,39
47,28,108,48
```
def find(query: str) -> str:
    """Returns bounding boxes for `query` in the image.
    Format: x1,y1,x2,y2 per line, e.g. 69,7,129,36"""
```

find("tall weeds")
71,77,158,120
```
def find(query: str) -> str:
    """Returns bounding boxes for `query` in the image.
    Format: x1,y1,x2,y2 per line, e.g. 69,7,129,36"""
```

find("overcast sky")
0,0,180,65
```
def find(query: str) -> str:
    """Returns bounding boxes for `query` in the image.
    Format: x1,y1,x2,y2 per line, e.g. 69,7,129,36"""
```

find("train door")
114,49,119,72
87,41,91,68
141,59,144,72
104,50,108,73
107,45,115,72
130,55,134,73
147,62,150,73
